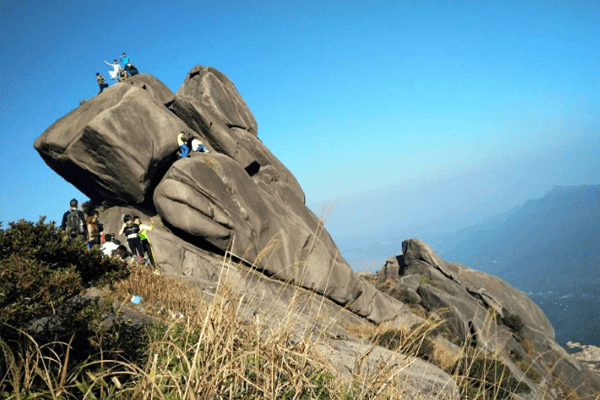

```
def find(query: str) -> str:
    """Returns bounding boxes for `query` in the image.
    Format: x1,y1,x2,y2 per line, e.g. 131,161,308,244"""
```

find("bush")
0,218,135,395
452,357,530,399
500,308,525,334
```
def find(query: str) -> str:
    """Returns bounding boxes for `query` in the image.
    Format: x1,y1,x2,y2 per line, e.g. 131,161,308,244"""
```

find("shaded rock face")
35,66,418,326
372,238,600,397
34,74,182,204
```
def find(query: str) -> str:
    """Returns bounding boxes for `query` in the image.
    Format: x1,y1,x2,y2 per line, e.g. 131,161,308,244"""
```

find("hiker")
119,214,145,260
124,62,139,76
104,59,122,80
86,210,103,250
101,233,120,256
190,135,208,153
177,131,208,159
119,52,131,66
96,73,109,94
118,69,128,82
177,132,190,158
60,199,86,240
112,245,134,263
133,216,155,266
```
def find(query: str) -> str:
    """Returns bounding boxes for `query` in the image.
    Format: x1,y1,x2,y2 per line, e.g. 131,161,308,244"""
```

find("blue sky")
1,0,598,269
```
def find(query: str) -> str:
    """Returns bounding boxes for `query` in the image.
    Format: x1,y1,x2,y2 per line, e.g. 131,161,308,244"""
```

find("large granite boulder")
152,152,417,323
34,66,422,326
34,75,183,204
171,66,305,203
371,238,600,397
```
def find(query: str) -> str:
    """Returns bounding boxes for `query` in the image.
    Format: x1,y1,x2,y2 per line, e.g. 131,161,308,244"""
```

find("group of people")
177,131,209,158
96,52,140,94
60,199,156,267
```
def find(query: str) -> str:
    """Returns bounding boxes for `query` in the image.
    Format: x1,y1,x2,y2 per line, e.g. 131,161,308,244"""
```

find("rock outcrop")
34,66,418,326
371,239,600,399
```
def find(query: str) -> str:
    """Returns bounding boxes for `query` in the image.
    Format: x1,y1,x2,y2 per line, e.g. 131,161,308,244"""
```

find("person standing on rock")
133,216,155,266
119,214,145,260
96,73,109,94
60,199,86,241
104,59,122,80
119,52,131,67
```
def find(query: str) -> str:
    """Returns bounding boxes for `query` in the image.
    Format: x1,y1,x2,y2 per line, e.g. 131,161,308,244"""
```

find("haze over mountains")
336,185,599,348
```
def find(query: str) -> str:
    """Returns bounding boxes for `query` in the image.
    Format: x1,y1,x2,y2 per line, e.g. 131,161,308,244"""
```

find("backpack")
67,210,84,236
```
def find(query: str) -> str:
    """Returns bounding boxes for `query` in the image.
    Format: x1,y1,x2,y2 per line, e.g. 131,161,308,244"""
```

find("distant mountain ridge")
438,184,600,293
435,184,600,347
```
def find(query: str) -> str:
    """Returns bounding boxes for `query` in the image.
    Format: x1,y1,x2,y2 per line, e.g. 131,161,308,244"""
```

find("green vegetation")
500,307,525,334
419,275,436,286
451,357,530,399
1,218,572,399
515,360,542,383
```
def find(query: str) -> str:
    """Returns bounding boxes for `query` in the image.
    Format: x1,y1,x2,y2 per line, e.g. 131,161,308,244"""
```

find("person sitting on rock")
190,136,209,154
96,73,109,94
104,59,122,80
118,69,128,82
101,233,120,257
124,62,139,76
119,214,144,260
177,131,209,159
112,245,134,263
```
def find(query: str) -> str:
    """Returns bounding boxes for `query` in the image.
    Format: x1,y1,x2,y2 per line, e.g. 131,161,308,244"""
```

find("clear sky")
1,0,598,270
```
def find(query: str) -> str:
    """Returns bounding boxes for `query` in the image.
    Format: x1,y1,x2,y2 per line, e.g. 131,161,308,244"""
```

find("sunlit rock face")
34,66,418,326
34,74,182,204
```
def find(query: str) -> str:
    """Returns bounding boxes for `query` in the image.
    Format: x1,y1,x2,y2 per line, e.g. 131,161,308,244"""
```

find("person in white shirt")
104,59,122,80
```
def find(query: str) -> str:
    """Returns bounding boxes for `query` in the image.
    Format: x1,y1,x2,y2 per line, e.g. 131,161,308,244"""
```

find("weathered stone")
34,75,182,204
399,274,421,291
390,283,421,304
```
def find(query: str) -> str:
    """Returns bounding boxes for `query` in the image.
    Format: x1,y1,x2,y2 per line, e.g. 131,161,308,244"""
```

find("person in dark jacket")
118,214,144,259
60,199,86,240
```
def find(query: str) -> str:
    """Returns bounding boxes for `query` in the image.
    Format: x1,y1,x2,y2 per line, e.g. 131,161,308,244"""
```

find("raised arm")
104,60,113,66
139,220,155,232
119,223,127,236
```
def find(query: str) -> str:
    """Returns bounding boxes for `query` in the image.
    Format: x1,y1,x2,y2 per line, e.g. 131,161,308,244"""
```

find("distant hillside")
435,184,600,347
437,185,600,293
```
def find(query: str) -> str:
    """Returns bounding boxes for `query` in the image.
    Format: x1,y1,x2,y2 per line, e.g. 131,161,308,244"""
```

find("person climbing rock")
60,199,86,241
96,73,109,93
177,132,191,158
104,59,122,80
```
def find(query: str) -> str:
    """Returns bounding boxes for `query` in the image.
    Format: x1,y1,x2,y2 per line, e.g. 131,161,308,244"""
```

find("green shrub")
500,308,525,334
420,275,436,286
452,357,530,399
0,218,136,396
515,360,542,383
